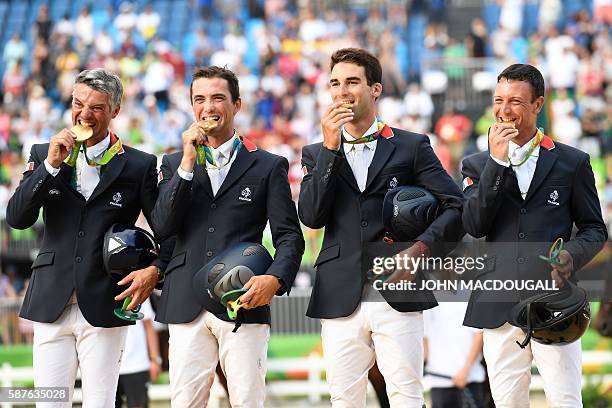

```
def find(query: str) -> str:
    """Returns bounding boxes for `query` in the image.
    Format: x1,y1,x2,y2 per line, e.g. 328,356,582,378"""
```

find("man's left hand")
239,275,282,309
551,250,574,288
115,265,159,310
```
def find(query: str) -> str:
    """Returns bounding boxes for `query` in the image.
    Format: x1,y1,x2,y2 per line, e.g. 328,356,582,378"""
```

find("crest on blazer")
110,192,123,207
239,187,252,202
389,177,398,189
548,190,560,206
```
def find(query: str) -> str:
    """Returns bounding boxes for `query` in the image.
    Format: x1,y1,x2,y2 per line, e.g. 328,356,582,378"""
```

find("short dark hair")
497,64,545,102
330,48,382,86
190,66,240,103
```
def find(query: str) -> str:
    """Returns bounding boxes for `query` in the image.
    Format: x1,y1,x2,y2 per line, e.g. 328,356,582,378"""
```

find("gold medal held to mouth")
198,119,218,132
71,124,93,142
341,101,354,109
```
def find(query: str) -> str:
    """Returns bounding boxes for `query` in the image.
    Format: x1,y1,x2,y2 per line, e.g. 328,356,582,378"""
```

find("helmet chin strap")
516,301,533,349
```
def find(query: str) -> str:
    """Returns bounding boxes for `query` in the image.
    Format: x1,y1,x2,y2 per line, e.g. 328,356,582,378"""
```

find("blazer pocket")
314,243,340,266
32,252,55,269
165,252,186,275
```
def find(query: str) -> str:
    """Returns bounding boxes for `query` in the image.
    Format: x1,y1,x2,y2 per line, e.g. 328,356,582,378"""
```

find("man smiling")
461,64,607,407
152,66,303,407
7,69,166,406
299,48,463,407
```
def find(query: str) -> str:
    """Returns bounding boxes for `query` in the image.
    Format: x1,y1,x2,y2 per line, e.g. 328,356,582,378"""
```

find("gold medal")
198,118,218,132
71,124,93,142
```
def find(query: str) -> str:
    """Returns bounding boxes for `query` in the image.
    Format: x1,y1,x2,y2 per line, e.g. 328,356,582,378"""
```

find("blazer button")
493,187,498,191
78,231,85,237
75,256,82,263
208,227,215,233
520,208,527,214
211,203,217,209
518,232,526,239
206,250,213,257
517,257,525,264
361,220,368,227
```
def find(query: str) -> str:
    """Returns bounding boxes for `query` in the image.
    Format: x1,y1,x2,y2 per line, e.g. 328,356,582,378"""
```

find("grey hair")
73,69,123,110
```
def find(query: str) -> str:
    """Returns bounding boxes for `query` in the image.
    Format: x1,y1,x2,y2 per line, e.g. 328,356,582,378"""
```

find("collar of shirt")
83,131,110,159
508,132,540,162
342,119,378,154
206,135,236,170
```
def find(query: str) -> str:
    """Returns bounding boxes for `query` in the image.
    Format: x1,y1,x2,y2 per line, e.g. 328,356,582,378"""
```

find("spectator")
114,2,138,43
466,17,488,58
52,14,74,39
0,271,18,345
539,0,563,32
137,4,161,41
424,301,486,408
2,33,27,70
2,60,27,112
75,6,95,49
33,5,52,44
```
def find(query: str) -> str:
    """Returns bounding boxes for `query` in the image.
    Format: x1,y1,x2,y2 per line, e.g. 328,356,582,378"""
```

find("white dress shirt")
342,120,379,192
178,136,240,196
45,133,111,201
491,133,540,199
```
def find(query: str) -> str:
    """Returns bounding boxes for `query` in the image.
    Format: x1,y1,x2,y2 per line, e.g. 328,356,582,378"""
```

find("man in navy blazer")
299,48,464,407
7,69,167,406
461,64,607,407
151,66,304,407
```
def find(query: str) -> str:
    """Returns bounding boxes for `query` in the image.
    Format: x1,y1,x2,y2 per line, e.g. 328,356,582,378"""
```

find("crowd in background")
0,0,610,345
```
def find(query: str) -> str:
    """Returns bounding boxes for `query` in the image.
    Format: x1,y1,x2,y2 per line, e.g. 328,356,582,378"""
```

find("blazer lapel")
364,137,395,192
337,147,360,193
214,147,256,199
87,153,126,203
505,169,524,203
194,164,214,199
524,146,558,203
57,163,85,201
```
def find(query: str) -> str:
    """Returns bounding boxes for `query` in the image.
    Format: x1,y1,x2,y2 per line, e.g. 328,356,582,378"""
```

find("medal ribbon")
196,131,242,168
508,128,543,168
64,132,124,168
342,118,387,145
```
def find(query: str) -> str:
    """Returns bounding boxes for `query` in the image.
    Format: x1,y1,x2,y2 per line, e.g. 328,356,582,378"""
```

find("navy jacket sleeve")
6,145,55,229
138,154,173,273
411,136,464,255
564,153,608,270
298,145,344,229
265,157,305,295
461,154,510,238
151,154,193,240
